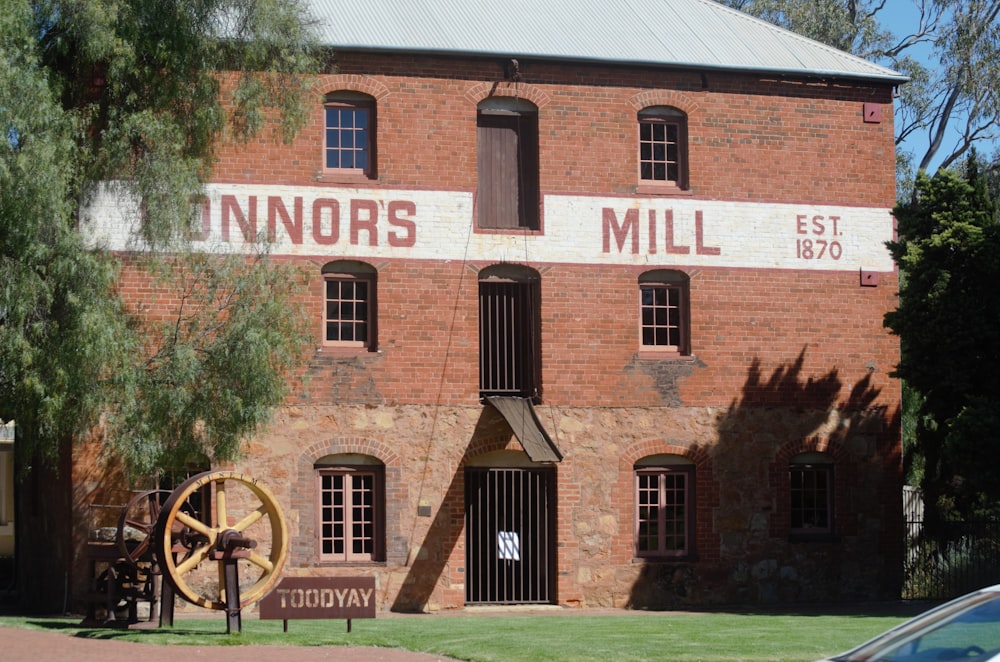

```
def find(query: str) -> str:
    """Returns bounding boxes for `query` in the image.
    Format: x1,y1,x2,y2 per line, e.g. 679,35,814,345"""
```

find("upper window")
639,270,690,355
315,454,385,563
324,92,375,178
322,260,376,350
477,98,540,230
634,455,695,559
638,106,688,190
790,452,834,536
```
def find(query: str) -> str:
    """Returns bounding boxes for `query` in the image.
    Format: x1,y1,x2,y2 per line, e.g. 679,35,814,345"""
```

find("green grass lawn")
0,608,921,661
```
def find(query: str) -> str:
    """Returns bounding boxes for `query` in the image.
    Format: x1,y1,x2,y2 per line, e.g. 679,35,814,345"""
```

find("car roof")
828,585,1000,662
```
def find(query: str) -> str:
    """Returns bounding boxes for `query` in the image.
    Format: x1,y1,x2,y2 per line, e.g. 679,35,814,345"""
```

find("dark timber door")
465,467,555,604
476,112,539,230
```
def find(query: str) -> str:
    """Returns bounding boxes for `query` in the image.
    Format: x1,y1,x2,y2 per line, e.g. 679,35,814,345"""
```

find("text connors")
191,195,417,247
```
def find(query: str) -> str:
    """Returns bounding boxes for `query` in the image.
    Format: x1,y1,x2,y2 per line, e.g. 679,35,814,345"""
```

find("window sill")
632,555,697,564
315,560,387,567
637,349,694,361
789,532,839,544
635,184,693,197
317,345,379,356
474,225,543,235
315,171,376,185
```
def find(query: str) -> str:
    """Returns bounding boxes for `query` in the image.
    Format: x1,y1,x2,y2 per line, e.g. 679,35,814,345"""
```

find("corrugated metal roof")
304,0,906,83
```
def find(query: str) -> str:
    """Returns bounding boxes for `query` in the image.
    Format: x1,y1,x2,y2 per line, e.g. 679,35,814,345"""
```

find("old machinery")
83,489,169,626
153,471,289,631
84,471,288,632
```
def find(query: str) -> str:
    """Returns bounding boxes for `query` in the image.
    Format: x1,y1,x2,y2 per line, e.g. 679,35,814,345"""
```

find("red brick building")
73,0,905,610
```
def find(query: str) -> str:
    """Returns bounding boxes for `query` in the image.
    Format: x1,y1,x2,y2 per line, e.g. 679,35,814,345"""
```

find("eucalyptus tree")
721,0,1000,191
2,0,319,480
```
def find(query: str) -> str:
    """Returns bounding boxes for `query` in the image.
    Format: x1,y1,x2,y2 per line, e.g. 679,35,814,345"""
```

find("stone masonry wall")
196,395,900,611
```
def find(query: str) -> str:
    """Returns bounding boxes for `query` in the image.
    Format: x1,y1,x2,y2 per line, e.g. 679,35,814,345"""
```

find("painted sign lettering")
273,586,374,609
795,213,843,261
81,184,895,272
192,195,417,248
601,208,721,256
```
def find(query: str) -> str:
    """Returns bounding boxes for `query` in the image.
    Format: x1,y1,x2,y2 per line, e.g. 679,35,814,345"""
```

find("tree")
3,1,320,611
2,0,317,478
720,1,1000,192
1,2,130,472
884,153,1000,529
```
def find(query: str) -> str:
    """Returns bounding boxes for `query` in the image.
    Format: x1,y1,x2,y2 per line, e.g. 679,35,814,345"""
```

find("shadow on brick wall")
390,407,510,612
627,348,902,608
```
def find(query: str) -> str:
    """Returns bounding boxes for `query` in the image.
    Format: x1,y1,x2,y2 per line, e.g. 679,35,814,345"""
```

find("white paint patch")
80,183,895,271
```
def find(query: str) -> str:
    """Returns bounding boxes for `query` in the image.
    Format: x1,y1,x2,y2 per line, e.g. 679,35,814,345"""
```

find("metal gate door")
465,467,555,604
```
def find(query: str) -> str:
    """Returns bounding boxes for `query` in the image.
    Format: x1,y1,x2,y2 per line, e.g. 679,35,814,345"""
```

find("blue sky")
881,0,938,171
878,0,994,174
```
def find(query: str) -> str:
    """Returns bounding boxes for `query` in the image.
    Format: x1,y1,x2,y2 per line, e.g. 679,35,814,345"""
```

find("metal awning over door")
485,396,562,463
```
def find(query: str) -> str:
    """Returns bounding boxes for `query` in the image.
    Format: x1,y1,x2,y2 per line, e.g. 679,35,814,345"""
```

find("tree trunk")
14,437,74,613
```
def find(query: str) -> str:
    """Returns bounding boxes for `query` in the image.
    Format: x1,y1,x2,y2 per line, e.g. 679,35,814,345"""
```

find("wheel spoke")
247,550,274,573
124,518,151,532
216,481,228,528
232,506,267,532
175,509,214,537
218,561,227,603
175,543,211,575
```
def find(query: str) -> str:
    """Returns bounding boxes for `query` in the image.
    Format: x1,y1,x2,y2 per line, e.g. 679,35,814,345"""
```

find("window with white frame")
638,106,688,190
634,454,695,558
639,270,690,355
322,260,376,350
316,455,385,563
324,91,376,178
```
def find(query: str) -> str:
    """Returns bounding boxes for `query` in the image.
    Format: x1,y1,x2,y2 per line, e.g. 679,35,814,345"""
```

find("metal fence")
903,487,1000,599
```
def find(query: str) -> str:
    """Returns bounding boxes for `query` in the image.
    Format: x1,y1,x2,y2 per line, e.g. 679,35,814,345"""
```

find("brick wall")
214,54,895,206
72,51,903,612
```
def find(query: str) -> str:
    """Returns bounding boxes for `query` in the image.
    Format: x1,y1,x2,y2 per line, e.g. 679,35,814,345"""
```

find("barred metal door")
465,467,555,604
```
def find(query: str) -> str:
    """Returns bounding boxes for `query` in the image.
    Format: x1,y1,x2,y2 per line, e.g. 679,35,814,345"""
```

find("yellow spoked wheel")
155,471,288,610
